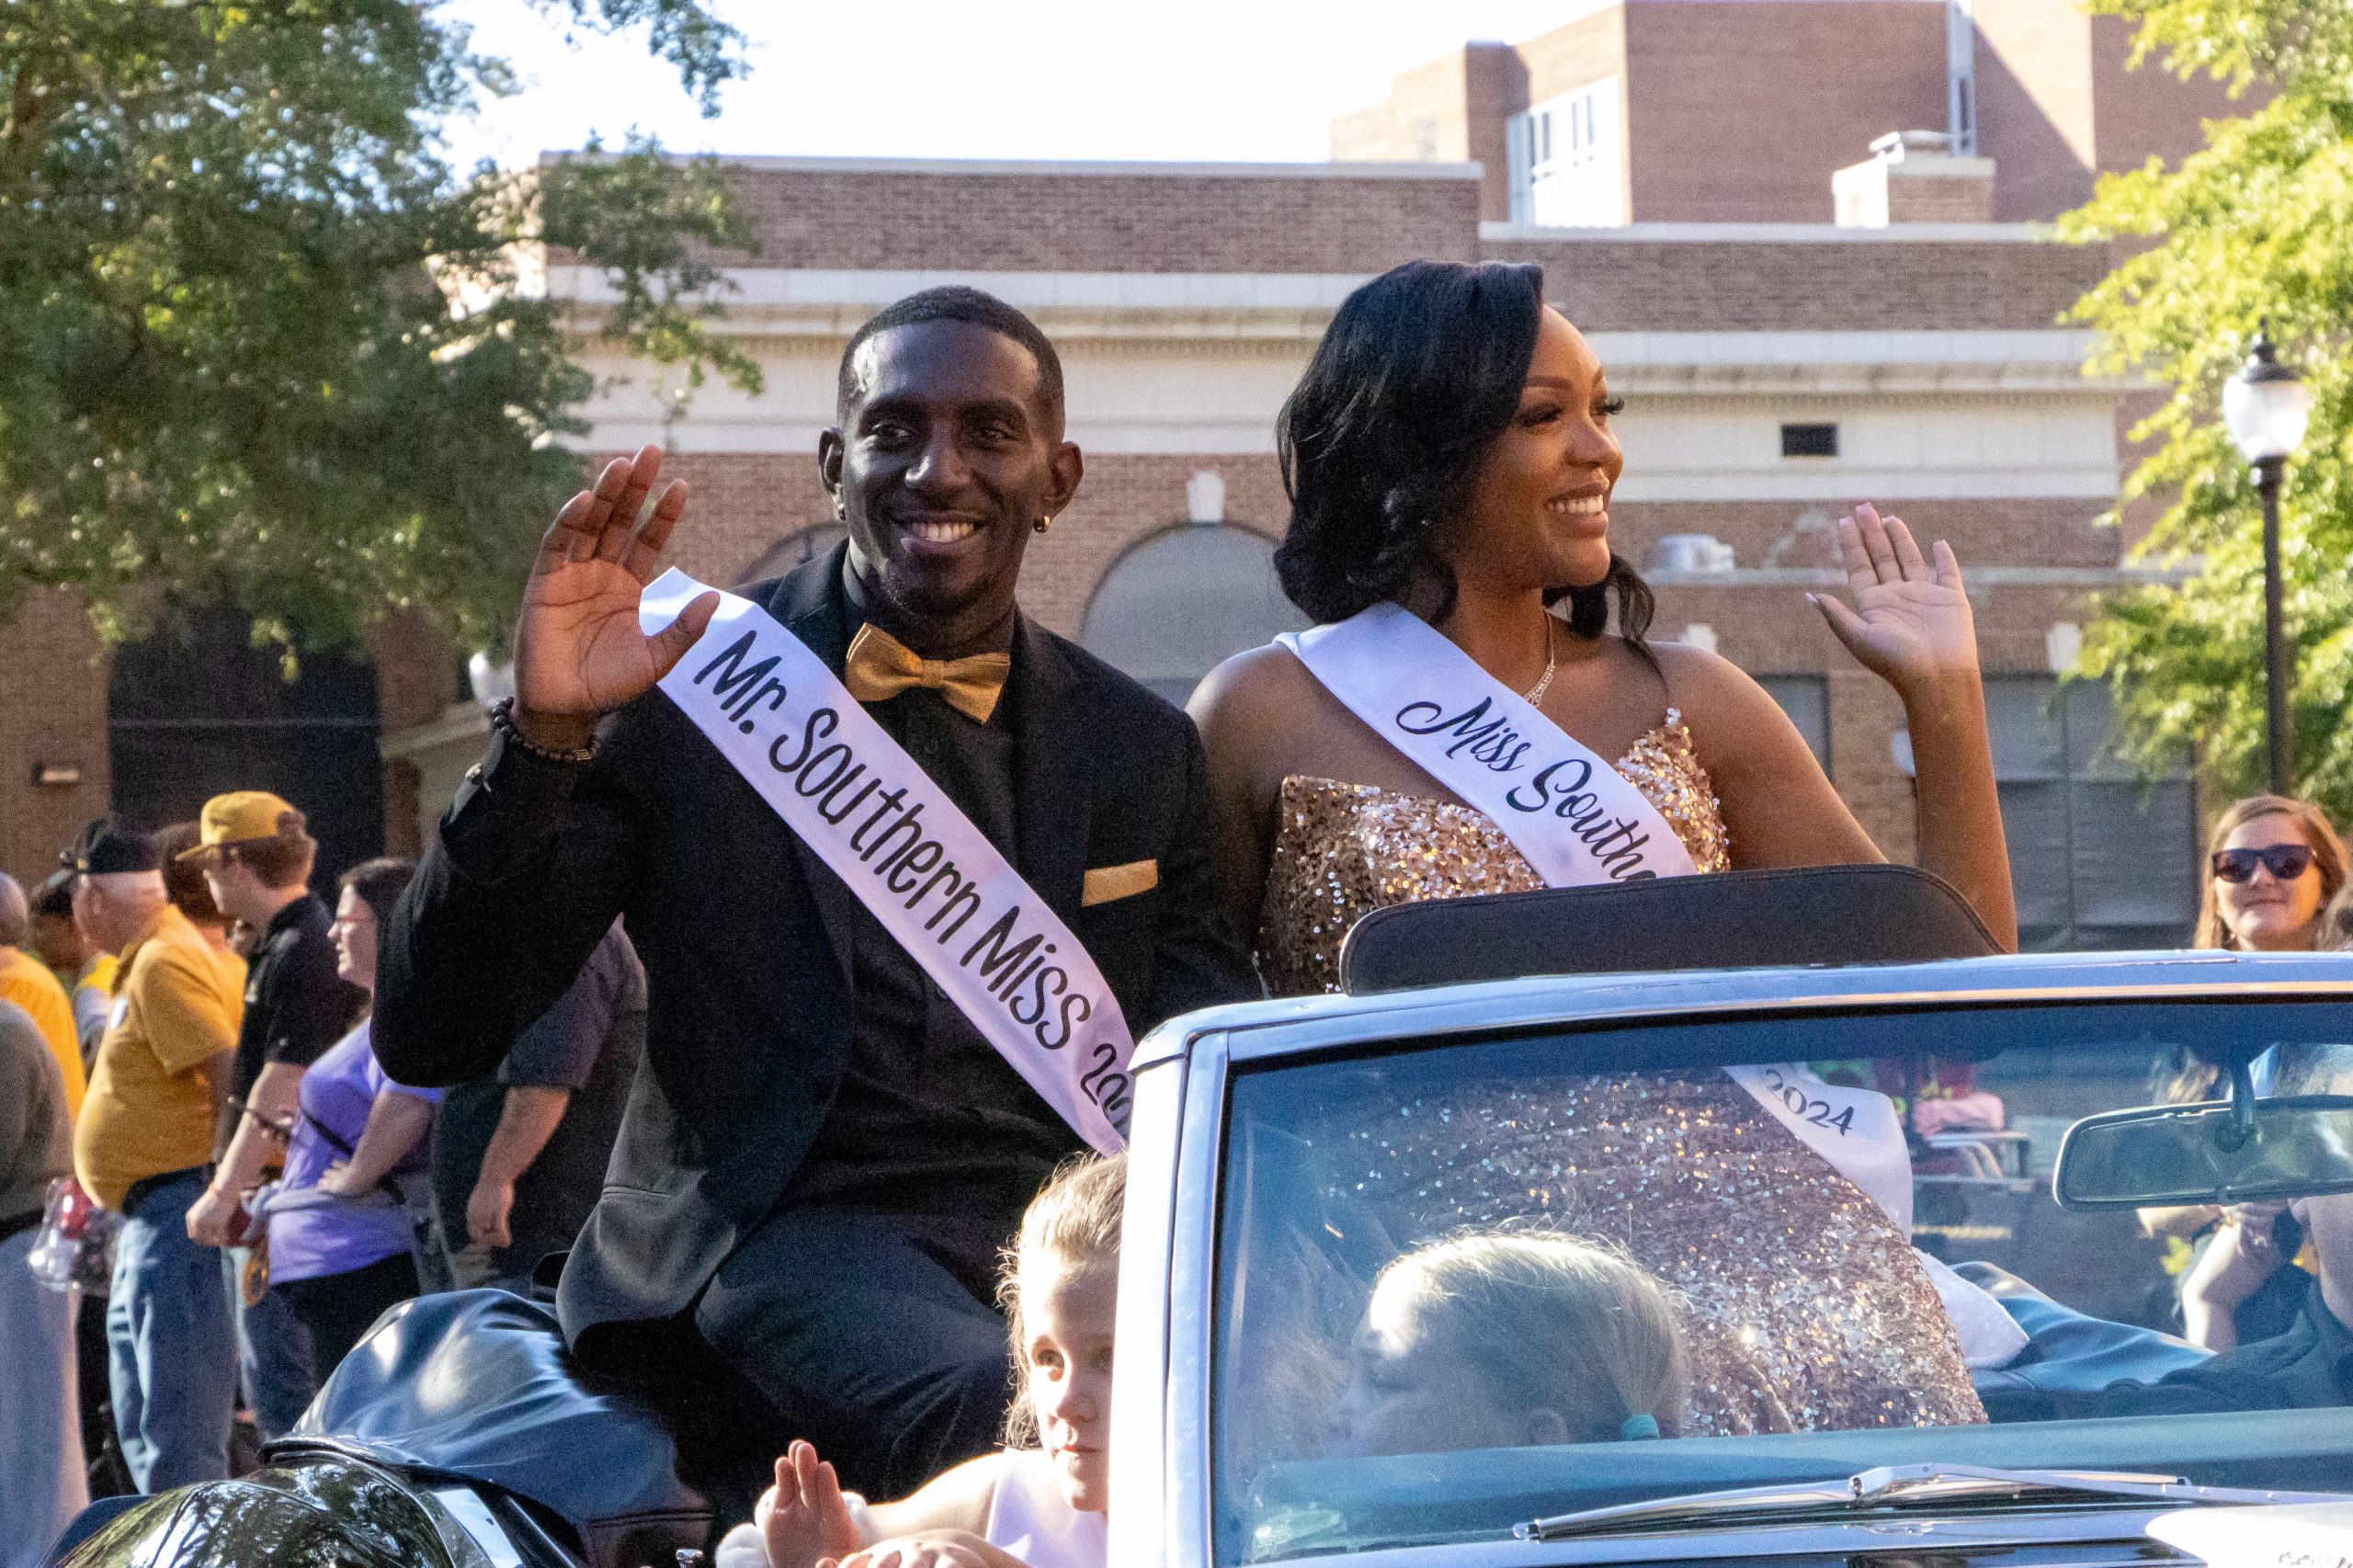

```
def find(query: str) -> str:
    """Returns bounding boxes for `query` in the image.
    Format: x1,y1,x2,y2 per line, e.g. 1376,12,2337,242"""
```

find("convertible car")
51,869,2353,1568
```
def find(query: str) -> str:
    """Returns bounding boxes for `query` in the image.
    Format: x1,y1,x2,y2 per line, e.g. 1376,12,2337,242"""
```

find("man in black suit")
374,288,1253,1495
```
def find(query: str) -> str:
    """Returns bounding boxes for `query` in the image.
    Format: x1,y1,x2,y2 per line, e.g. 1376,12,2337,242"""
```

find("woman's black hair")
337,857,416,929
1273,259,1654,648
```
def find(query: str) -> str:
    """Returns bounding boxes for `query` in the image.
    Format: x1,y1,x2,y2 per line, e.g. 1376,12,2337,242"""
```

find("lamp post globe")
2224,333,2313,462
2222,331,2311,796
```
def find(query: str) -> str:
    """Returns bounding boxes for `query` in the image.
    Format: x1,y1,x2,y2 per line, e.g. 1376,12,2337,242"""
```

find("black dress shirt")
782,587,1086,1298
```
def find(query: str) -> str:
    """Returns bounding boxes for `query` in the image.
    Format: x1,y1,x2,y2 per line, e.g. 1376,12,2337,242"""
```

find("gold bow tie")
843,623,1011,723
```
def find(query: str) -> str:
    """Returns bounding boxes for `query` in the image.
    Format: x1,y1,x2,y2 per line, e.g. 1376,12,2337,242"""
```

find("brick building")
3,0,2229,949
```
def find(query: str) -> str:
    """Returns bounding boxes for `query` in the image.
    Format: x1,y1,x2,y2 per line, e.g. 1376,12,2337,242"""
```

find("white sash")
640,570,1133,1153
1279,605,2027,1363
1724,1062,1914,1235
1279,603,1697,885
1278,605,1899,1207
1279,602,1901,1200
1724,1062,2021,1364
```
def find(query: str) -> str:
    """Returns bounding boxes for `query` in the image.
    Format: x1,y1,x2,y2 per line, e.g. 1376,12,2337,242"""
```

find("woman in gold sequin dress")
1188,261,2020,1438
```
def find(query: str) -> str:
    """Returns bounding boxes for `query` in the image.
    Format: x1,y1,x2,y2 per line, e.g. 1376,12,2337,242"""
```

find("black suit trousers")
689,1206,1012,1500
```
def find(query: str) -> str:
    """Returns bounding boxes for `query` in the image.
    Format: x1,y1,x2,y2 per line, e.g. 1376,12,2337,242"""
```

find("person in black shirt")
431,919,645,1292
176,793,365,1439
376,288,1254,1498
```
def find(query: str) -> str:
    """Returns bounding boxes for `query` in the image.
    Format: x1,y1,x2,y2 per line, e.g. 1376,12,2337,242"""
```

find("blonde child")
1334,1231,1688,1457
720,1154,1122,1568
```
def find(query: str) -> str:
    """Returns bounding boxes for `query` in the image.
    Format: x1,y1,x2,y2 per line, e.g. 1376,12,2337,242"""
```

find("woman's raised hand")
511,442,720,752
762,1441,864,1568
1806,504,1981,694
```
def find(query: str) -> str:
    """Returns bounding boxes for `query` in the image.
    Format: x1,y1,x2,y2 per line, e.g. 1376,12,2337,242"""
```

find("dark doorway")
108,608,383,889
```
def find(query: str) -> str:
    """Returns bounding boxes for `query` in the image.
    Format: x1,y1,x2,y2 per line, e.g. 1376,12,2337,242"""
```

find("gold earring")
1034,515,1052,534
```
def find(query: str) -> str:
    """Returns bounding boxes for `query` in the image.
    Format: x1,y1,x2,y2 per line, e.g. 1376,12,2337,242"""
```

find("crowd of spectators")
0,790,639,1564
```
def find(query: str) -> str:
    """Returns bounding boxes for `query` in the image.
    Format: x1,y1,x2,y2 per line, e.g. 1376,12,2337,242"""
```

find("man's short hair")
835,286,1065,437
196,810,316,891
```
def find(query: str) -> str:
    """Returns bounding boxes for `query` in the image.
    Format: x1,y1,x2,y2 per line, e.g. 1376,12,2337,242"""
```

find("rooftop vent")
1833,130,1995,226
1653,534,1736,574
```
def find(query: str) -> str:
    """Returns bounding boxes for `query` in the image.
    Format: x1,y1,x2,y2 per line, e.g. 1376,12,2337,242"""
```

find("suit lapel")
1009,615,1090,924
759,545,858,979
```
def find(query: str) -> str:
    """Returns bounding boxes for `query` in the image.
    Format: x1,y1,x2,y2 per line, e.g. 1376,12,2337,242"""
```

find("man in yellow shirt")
67,820,246,1493
0,871,85,1119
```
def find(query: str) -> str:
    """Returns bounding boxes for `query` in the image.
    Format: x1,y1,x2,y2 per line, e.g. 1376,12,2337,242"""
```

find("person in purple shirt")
258,858,438,1397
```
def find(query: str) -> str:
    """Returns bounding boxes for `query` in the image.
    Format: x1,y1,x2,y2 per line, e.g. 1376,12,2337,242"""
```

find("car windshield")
1211,996,2353,1562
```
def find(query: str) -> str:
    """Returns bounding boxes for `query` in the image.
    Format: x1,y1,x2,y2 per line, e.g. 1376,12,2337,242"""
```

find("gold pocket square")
1082,859,1159,907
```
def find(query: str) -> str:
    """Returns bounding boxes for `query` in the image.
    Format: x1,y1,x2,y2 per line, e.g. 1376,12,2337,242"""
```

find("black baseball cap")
63,818,161,876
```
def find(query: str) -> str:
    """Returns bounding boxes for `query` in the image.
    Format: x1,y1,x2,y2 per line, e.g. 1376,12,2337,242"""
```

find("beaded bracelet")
489,697,599,765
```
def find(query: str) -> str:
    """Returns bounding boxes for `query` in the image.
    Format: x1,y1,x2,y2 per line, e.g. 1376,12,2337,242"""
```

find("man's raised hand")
512,442,720,751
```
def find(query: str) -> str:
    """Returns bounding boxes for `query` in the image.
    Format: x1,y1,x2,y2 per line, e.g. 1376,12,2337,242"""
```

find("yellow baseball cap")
178,791,305,860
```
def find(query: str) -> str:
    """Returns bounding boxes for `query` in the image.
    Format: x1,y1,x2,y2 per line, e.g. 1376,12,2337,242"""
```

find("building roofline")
544,151,1486,182
1484,220,2054,244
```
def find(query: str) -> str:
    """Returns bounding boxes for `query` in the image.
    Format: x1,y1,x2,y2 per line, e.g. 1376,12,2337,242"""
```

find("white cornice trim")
1648,565,2183,588
560,153,1484,181
550,269,2127,369
546,266,1370,310
1483,220,2054,243
1618,471,2122,502
1588,328,2097,364
1587,327,2143,394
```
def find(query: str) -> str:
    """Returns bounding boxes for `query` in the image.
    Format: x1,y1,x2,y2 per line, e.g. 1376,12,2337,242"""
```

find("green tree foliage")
2062,2,2353,809
0,0,761,655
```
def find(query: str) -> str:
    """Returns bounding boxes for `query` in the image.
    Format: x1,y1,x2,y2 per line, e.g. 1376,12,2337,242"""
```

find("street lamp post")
2222,331,2313,796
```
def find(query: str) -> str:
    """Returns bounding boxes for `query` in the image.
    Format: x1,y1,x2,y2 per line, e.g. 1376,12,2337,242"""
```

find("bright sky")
444,0,1588,168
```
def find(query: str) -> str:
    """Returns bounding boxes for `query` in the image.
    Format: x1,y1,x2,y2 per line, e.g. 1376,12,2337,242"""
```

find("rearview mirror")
2054,1096,2353,1210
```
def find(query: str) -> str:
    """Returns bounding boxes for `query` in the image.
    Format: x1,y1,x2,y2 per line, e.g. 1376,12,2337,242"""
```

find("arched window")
1081,525,1306,705
736,524,847,589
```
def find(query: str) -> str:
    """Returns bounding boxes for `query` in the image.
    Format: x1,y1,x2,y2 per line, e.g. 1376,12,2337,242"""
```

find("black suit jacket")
374,547,1254,1350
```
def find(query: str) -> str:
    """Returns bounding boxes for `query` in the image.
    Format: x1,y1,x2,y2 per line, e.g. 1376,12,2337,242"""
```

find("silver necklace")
1522,617,1558,707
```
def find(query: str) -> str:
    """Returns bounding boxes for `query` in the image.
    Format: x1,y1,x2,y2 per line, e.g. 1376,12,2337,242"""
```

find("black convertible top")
1340,863,2002,994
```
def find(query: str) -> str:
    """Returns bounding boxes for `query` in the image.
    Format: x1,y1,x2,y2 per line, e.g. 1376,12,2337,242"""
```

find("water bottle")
25,1176,91,1292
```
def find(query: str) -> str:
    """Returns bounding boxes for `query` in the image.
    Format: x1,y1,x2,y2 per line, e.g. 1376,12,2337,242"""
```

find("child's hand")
762,1441,862,1568
823,1532,995,1568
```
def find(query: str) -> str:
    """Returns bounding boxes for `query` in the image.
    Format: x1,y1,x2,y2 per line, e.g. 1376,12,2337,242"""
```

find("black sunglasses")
2211,845,2316,883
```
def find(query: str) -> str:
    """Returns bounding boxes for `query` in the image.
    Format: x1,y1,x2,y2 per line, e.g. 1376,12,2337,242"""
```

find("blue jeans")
106,1170,235,1492
225,1248,315,1438
0,1229,85,1568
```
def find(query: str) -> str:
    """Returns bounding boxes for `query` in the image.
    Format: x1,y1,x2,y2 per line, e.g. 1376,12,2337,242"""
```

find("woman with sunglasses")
2144,795,2351,1348
2195,796,2349,953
